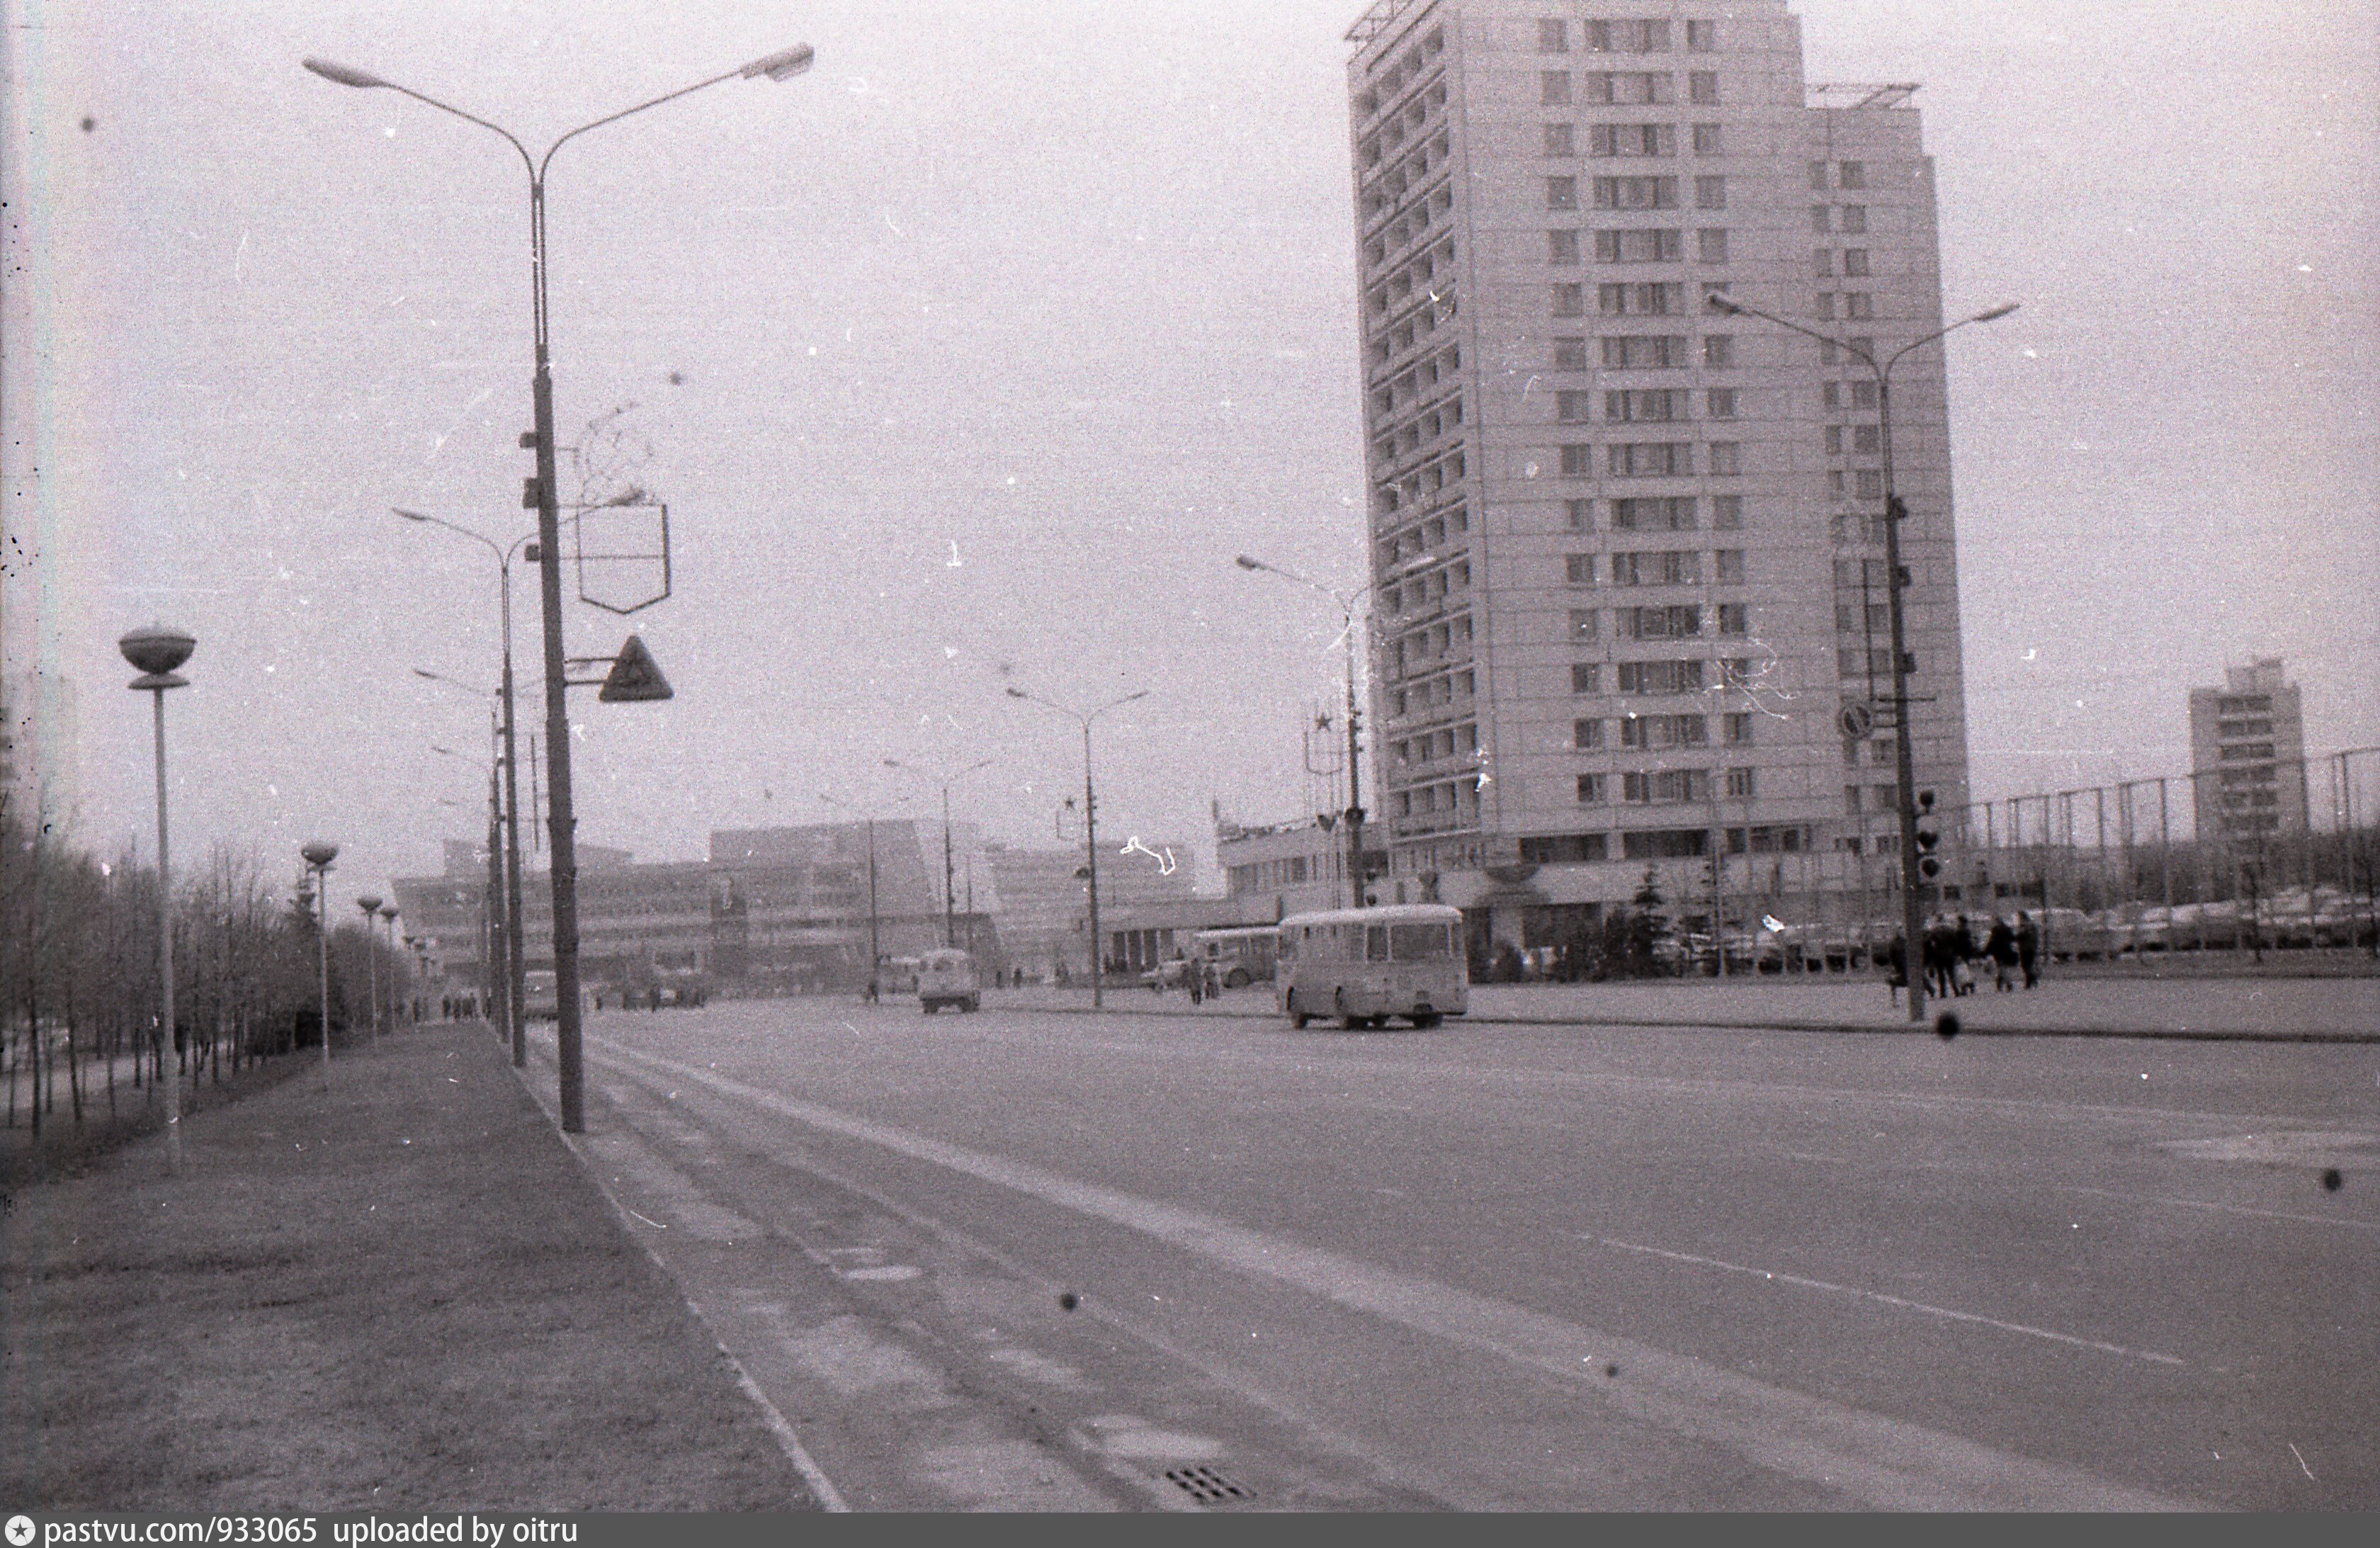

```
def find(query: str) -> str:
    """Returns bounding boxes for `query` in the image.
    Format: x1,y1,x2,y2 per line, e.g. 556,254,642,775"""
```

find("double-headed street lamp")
817,790,912,997
306,40,817,1133
883,758,992,949
300,840,339,1082
1237,555,1378,909
120,624,193,1176
398,511,533,1068
1704,293,2017,1024
1004,687,1150,1010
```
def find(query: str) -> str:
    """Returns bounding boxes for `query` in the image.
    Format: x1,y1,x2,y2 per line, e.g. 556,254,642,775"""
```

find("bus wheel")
1288,992,1310,1030
1410,1013,1443,1029
1225,968,1250,990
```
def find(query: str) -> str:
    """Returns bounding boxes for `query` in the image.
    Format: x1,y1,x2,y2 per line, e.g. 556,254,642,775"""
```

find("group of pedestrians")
1888,911,2041,1002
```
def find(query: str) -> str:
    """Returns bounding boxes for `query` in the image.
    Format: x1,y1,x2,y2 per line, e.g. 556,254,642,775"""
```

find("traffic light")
1915,789,1941,879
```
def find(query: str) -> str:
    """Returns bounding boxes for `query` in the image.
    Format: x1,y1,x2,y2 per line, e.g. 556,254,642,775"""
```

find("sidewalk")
984,973,2380,1041
1,1020,822,1513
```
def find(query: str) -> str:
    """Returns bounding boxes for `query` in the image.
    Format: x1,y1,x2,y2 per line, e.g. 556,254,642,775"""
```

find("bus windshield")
1389,922,1454,961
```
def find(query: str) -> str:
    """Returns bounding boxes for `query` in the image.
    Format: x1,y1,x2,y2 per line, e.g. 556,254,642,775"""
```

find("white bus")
1276,904,1467,1029
1191,925,1280,988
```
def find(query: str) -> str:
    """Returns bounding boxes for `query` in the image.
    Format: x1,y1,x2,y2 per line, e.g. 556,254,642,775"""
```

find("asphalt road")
528,1000,2378,1511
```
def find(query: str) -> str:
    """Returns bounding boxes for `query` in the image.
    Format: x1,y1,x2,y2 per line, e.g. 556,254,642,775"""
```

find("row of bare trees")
1,804,414,1143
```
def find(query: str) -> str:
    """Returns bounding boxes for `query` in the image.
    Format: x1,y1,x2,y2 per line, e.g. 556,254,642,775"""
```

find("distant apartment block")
2187,658,2309,843
1344,0,1973,947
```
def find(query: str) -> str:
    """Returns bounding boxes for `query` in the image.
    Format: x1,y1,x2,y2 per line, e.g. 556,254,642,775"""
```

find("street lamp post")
818,791,911,998
430,729,511,1049
355,896,383,1042
1237,555,1377,908
400,512,533,1068
1705,294,2017,1024
883,759,992,949
300,841,339,1081
307,40,817,1132
1005,687,1150,1010
379,905,400,1026
120,625,193,1175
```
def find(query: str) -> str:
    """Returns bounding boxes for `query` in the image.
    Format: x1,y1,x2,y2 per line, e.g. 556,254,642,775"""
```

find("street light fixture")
1004,687,1150,1010
429,736,509,1043
1237,555,1378,908
882,757,993,949
300,840,339,1082
119,623,193,1176
397,509,535,1068
1704,293,2019,1023
307,40,817,1133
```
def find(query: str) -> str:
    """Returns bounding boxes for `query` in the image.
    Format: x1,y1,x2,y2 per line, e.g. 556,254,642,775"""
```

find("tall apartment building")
1344,0,1972,947
2187,658,2309,844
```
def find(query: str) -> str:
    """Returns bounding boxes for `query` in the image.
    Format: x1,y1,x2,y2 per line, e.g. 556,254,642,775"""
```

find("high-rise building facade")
1344,0,1973,947
2187,658,2309,844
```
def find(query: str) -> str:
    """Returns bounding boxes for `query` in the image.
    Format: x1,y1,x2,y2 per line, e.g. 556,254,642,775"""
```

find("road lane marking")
1582,1235,2187,1367
2052,1185,2380,1233
601,1041,2200,1512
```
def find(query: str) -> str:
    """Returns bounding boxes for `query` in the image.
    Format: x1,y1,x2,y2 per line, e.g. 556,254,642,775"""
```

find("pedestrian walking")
2016,911,2041,989
1884,932,1908,1005
1187,958,1204,1005
1985,916,2018,992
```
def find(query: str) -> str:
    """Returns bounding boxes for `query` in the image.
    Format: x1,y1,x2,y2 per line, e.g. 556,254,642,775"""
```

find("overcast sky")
5,0,2375,913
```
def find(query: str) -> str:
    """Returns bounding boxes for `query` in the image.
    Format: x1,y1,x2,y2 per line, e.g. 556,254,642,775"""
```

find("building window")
1542,70,1572,106
1607,442,1694,478
1611,550,1701,586
1622,769,1710,804
1853,424,1881,454
1565,497,1594,530
1687,19,1718,51
1596,228,1683,263
1818,337,1838,365
1577,774,1608,803
1560,444,1594,478
1538,18,1569,52
1547,176,1580,210
1813,247,1833,278
1623,603,1702,639
1844,292,1874,320
1842,248,1870,278
1552,281,1586,316
1726,767,1757,798
1548,229,1582,264
1585,71,1675,105
1571,662,1603,692
1587,18,1672,52
1609,495,1696,531
1849,379,1878,408
1590,123,1677,157
1606,388,1691,422
1689,71,1719,104
1602,334,1689,368
1855,469,1883,499
1554,336,1590,369
1705,388,1737,419
1556,390,1594,422
1702,334,1734,368
1565,553,1598,586
1544,122,1575,156
1808,159,1830,191
1822,382,1842,410
1724,712,1754,745
1621,711,1707,747
1824,424,1844,456
1714,548,1745,582
1575,718,1605,750
1692,123,1723,154
1838,160,1866,190
1599,281,1684,315
1570,608,1599,640
1711,494,1743,529
1810,204,1831,232
1694,175,1726,210
1839,204,1867,233
1593,175,1679,209
1706,441,1741,475
1697,228,1729,264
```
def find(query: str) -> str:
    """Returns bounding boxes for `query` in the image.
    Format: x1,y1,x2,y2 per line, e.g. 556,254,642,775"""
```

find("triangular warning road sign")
597,635,673,703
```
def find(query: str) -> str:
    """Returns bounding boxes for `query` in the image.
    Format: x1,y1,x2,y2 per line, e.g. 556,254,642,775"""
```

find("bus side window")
1367,925,1388,961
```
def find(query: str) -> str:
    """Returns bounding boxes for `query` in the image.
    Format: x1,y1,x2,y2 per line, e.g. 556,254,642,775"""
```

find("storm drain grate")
1163,1465,1252,1505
